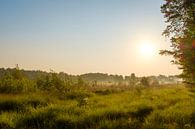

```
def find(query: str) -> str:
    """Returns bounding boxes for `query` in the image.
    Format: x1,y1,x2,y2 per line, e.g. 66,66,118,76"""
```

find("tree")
160,0,195,84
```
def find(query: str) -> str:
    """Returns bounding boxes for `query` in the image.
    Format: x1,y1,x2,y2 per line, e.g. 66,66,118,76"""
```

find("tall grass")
0,85,194,129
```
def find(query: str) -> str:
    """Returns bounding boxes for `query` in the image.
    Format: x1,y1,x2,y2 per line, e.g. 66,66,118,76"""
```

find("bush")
0,71,35,93
36,73,71,94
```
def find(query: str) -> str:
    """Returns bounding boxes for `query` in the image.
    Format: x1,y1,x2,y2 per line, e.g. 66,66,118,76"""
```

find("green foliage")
0,68,194,129
0,68,181,87
0,85,194,128
161,0,195,83
0,70,35,93
36,73,73,96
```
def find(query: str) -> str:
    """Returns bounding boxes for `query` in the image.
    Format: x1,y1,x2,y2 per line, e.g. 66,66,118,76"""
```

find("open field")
0,85,194,129
1,0,195,129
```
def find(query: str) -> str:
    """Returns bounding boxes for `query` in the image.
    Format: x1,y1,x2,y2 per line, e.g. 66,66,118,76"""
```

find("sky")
0,0,181,76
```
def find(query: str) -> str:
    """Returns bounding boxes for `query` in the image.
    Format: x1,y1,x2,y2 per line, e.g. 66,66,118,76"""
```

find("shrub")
0,72,35,93
36,73,71,94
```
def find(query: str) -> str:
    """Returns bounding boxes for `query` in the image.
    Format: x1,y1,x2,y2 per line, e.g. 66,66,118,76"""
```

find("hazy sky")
0,0,181,76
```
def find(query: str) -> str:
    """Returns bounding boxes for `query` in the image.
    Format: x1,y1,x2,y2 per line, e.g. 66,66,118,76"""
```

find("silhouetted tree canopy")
160,0,195,84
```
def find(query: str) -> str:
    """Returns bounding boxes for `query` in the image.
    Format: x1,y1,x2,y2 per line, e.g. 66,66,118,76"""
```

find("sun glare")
138,42,156,58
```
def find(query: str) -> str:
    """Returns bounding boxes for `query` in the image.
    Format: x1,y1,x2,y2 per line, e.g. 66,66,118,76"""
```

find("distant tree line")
0,67,181,94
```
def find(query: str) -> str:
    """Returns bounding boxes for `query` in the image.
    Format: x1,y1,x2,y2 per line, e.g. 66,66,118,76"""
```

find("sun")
138,42,156,58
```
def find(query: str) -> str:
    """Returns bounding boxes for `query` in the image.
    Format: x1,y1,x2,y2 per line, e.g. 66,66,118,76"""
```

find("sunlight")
138,41,156,58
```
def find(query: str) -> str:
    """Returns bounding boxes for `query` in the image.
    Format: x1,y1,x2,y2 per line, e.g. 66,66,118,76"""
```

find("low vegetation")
0,68,194,129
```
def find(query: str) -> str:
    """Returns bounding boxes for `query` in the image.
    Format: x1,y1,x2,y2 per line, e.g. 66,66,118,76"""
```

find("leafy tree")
160,0,195,84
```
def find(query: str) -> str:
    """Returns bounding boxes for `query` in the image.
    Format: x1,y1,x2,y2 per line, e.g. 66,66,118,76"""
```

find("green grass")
0,85,194,129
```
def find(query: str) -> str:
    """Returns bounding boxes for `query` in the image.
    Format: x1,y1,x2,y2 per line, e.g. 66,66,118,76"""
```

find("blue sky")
0,0,180,76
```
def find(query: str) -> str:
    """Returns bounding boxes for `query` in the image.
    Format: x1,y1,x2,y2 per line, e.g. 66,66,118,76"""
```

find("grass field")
0,85,194,129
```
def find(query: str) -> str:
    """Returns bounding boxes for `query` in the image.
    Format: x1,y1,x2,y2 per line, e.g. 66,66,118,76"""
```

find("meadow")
1,0,195,128
0,84,195,129
0,68,194,129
